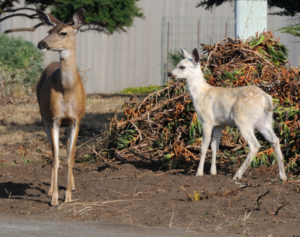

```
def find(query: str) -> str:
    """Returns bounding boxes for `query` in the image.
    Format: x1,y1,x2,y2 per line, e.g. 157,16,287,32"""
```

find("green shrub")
48,0,144,34
0,34,43,94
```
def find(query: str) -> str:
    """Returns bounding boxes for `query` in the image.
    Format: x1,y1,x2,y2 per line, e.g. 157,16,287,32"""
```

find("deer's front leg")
49,121,60,206
196,123,213,176
65,121,79,203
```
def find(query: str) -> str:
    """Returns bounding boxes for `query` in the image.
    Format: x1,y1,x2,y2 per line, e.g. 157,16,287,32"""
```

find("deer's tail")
265,94,273,113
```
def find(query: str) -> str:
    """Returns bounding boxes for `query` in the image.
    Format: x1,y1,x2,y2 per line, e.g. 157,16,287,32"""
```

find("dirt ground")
0,95,299,236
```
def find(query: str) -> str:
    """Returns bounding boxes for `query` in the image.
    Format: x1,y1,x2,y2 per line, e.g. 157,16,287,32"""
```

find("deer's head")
168,48,201,80
37,9,85,52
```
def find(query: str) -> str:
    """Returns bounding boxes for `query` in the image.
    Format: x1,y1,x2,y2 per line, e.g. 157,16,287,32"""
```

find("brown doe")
36,9,86,205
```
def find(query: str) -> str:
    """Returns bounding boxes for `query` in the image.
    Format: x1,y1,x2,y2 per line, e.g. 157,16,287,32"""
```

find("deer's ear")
180,48,192,60
192,48,200,64
73,8,86,29
38,12,61,26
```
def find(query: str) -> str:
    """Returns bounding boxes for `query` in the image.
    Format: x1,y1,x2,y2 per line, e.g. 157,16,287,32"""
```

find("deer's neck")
186,68,210,103
59,48,78,89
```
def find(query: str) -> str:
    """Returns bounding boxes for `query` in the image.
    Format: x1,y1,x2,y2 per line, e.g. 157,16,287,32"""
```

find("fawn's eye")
59,32,68,36
179,66,185,70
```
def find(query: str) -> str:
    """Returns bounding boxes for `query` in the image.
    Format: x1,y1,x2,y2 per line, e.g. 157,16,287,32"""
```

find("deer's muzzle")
168,72,175,78
38,41,48,50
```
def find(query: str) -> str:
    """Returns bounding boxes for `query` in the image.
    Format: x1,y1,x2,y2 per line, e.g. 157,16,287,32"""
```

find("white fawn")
168,48,287,181
36,9,86,205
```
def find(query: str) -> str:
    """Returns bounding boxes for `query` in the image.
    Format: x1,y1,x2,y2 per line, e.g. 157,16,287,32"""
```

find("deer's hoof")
210,170,217,175
51,193,59,206
65,191,72,203
233,174,242,180
280,173,287,182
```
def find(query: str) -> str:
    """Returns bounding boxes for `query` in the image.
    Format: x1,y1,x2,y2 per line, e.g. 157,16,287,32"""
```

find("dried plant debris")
94,31,299,176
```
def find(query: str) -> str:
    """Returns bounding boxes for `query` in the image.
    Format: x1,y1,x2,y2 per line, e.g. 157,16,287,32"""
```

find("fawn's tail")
265,94,273,113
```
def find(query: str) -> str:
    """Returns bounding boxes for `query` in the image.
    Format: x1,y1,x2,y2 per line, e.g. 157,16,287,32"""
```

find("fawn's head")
38,9,85,52
168,48,200,80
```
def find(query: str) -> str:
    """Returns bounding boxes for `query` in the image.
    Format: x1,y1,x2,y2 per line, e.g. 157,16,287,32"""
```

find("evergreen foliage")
197,0,300,16
197,0,300,37
0,0,144,33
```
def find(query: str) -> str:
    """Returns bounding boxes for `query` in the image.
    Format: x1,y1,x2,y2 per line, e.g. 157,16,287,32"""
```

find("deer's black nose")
168,72,173,77
38,41,48,50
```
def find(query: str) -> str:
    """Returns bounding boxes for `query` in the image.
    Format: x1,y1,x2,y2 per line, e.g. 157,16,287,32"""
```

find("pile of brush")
97,32,299,175
202,32,298,104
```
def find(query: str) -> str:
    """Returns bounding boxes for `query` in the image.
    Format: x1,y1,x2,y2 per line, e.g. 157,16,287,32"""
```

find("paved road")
0,215,211,237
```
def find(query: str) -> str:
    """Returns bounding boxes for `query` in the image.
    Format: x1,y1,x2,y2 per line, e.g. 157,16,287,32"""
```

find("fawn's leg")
258,124,287,181
65,121,79,202
196,123,213,176
233,125,260,180
210,127,222,175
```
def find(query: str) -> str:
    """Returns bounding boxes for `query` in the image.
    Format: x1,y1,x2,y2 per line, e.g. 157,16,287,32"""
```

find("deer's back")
196,85,272,126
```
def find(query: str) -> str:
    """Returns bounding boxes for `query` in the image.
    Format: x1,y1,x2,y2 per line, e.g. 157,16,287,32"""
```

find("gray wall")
0,0,299,94
268,10,300,68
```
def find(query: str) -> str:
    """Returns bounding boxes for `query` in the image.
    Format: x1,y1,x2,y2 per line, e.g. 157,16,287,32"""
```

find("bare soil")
0,95,299,236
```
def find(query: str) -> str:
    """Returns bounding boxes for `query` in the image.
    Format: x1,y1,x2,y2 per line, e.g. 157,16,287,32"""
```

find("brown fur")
36,10,86,205
37,62,85,126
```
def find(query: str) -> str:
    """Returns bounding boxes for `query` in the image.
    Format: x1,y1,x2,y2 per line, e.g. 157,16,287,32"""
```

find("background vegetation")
0,0,144,34
197,0,300,36
0,34,43,98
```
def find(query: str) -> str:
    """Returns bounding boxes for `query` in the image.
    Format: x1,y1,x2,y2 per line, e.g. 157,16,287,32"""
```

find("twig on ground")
180,186,193,201
92,145,120,170
266,203,286,216
255,190,270,211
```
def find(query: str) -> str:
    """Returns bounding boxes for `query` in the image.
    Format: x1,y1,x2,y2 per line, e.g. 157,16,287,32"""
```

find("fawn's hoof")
233,174,242,180
280,173,287,181
210,170,217,175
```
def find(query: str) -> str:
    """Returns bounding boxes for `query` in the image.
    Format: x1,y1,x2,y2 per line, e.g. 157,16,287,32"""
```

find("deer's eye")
59,32,68,36
179,66,185,70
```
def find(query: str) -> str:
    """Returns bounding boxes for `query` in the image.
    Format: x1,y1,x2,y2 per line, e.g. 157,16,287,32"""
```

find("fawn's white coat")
169,48,287,181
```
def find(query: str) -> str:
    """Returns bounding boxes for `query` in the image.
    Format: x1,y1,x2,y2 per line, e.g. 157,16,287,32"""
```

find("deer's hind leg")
233,124,260,180
257,119,287,181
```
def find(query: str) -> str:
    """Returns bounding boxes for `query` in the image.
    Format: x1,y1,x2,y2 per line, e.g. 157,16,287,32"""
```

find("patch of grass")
121,85,162,95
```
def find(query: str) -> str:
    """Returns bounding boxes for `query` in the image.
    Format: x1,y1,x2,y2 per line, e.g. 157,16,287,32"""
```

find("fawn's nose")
168,72,173,77
38,41,48,50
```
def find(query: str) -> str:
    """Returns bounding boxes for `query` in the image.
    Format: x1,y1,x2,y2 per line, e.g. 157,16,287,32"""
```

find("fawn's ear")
192,48,200,64
73,8,86,29
180,48,192,60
